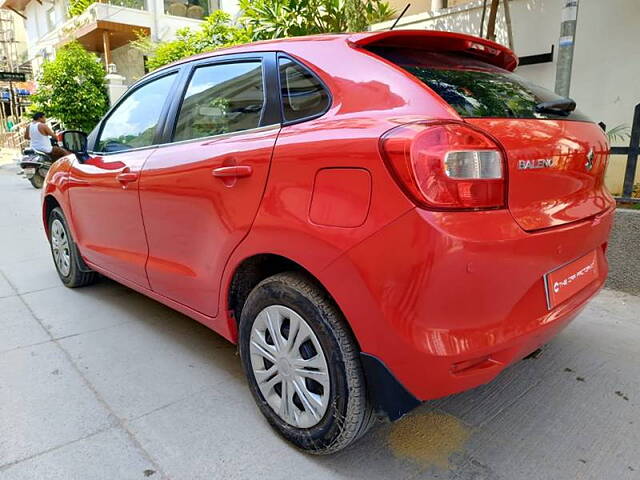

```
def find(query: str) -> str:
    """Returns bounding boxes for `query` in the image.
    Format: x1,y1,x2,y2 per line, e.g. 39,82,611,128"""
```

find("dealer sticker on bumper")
544,250,599,310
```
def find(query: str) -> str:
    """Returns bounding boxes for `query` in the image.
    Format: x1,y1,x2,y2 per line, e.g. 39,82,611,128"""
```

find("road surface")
0,162,638,480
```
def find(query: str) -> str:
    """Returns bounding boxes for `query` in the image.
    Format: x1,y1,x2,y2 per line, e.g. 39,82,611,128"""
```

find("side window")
96,73,177,153
278,57,329,123
173,61,265,142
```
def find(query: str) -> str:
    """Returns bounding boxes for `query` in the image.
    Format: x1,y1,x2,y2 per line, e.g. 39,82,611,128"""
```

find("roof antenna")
390,3,411,30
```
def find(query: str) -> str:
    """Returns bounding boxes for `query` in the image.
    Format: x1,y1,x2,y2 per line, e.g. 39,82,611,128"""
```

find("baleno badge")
585,148,594,171
518,159,554,170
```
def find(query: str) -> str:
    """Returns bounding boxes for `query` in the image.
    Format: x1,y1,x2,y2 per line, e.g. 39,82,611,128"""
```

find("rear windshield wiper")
535,98,576,116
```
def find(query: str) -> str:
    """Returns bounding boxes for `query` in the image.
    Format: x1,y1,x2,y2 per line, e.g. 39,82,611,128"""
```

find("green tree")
239,0,395,40
134,10,250,71
136,1,394,71
67,0,92,17
30,42,109,132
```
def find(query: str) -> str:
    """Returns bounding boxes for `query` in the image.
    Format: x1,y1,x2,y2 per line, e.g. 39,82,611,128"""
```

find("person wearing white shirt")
24,112,69,160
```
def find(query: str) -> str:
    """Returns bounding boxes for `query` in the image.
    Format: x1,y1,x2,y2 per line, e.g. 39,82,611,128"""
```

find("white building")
377,0,640,194
0,0,239,84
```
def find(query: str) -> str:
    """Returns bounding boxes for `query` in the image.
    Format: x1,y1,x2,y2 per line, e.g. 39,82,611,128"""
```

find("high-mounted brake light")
379,122,506,210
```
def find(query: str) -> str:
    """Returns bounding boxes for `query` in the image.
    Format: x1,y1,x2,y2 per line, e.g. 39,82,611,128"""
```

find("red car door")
139,56,280,316
68,72,179,288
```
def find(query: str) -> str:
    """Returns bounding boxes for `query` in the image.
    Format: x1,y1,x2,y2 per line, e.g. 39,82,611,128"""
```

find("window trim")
276,53,332,126
90,68,182,155
157,123,282,150
157,52,281,146
169,57,269,143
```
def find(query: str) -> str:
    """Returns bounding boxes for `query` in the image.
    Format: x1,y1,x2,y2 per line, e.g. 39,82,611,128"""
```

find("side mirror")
61,130,88,154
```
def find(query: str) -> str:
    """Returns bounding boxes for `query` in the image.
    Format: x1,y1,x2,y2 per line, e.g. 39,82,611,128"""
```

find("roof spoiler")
348,30,518,71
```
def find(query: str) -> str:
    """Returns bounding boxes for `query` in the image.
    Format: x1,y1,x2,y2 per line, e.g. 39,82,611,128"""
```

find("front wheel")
48,207,98,288
239,272,374,454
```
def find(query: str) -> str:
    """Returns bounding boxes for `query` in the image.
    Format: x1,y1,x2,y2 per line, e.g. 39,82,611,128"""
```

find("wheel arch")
43,193,92,274
226,253,357,343
225,251,421,421
42,194,61,236
41,156,74,237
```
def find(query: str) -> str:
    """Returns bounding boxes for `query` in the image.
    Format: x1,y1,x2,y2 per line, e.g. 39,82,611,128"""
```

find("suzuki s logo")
518,159,554,170
585,148,594,171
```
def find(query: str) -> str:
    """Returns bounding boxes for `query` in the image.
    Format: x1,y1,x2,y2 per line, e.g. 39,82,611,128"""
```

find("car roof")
155,33,351,71
157,30,518,72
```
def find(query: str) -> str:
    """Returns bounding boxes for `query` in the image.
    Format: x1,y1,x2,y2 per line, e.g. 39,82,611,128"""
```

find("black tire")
239,271,374,454
48,207,98,288
29,172,44,189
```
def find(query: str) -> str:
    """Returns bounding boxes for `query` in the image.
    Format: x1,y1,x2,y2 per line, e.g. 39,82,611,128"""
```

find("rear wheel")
239,272,374,454
48,207,97,288
29,172,44,189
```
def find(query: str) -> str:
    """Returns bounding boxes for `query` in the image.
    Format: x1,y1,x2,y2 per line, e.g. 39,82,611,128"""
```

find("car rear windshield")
369,48,591,121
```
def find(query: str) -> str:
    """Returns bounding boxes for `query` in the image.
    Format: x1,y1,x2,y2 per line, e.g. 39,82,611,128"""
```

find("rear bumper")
322,204,614,404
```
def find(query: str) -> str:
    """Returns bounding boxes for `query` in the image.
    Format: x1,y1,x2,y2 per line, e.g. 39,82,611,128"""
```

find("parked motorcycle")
19,148,53,189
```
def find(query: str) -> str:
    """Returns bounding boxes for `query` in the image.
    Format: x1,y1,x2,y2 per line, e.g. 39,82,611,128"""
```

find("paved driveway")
0,163,638,480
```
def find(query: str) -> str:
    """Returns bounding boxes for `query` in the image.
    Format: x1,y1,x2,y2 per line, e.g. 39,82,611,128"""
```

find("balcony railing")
610,103,640,204
68,0,147,18
164,0,218,19
102,0,147,10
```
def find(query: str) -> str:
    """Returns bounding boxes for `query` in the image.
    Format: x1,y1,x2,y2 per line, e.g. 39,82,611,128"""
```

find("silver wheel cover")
51,218,71,277
249,305,330,428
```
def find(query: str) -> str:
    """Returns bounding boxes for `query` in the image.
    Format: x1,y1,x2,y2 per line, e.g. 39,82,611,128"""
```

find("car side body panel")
67,151,153,288
215,117,415,341
140,126,281,317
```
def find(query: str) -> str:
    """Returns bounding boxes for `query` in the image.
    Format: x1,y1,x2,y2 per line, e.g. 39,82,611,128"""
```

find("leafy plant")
133,10,250,71
30,42,110,133
135,0,394,70
239,0,395,40
606,124,631,145
68,0,93,17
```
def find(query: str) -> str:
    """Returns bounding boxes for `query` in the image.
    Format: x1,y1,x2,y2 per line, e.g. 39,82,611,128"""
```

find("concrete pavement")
0,149,19,167
0,163,638,480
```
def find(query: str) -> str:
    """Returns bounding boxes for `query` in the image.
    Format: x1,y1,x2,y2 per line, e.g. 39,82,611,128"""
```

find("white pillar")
149,0,164,41
105,72,127,105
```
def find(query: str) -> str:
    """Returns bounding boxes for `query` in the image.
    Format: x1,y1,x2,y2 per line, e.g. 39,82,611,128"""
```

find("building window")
165,0,218,19
46,6,56,32
443,0,476,8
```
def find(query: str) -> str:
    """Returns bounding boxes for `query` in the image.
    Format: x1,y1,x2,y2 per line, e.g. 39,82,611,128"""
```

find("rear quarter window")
369,48,591,122
278,57,330,123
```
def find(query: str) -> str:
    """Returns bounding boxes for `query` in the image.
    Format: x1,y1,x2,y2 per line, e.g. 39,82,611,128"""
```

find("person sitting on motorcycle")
24,112,69,161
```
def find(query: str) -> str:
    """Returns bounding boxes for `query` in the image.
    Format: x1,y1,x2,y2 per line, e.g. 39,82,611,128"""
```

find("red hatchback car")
43,30,614,454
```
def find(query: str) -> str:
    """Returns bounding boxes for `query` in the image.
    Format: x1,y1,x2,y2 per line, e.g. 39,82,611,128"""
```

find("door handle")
212,165,253,178
116,171,139,184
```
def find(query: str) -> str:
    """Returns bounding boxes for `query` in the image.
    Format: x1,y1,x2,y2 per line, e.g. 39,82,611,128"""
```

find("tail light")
380,122,506,210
